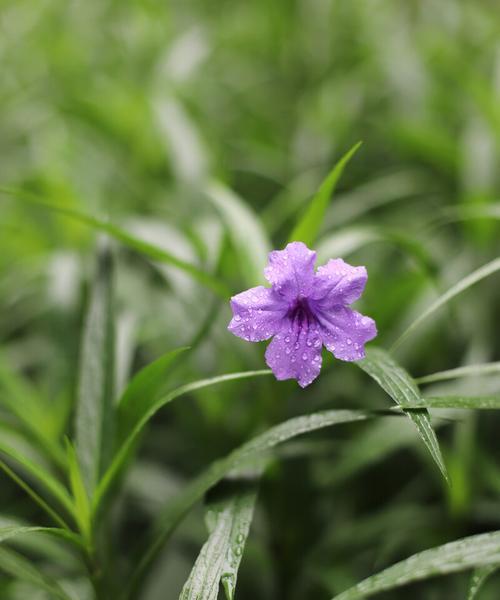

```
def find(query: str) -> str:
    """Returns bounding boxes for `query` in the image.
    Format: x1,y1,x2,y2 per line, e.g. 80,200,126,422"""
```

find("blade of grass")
127,409,373,598
0,187,229,297
94,370,273,515
0,546,73,600
416,362,500,384
117,347,190,441
65,440,92,546
75,240,115,497
415,396,500,410
357,348,448,482
332,530,500,600
0,526,82,549
0,458,71,531
205,180,271,287
467,565,498,600
180,465,263,600
288,142,362,246
392,257,500,351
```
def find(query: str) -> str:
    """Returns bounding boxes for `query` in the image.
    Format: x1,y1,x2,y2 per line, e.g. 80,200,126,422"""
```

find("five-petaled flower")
228,241,377,387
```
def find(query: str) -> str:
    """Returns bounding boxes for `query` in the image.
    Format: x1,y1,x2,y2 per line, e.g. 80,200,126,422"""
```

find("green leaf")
332,530,500,600
94,370,273,514
75,241,115,497
117,347,190,442
0,526,82,549
0,356,65,466
180,465,263,600
392,257,500,350
316,226,438,278
0,187,229,297
416,362,500,384
0,448,73,529
0,546,73,600
467,565,498,600
129,409,371,597
205,180,271,286
357,348,448,482
288,142,362,247
65,440,91,545
418,396,500,410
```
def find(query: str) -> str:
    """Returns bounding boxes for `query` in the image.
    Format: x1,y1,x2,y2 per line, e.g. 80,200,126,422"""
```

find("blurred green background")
1,1,500,599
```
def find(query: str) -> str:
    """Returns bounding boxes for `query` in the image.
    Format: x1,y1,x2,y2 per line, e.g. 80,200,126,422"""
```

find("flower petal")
264,241,316,300
265,318,322,387
311,259,368,307
316,307,377,361
228,286,288,342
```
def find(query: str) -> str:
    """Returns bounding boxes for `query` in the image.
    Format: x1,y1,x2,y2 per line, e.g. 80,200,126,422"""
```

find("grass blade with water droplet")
332,530,500,600
127,409,372,598
357,347,448,482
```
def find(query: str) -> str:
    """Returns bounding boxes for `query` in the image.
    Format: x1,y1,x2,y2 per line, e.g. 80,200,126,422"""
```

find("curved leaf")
467,565,498,600
0,187,229,297
0,546,73,600
206,180,271,287
289,142,362,247
94,370,273,513
128,409,372,597
357,348,448,482
392,257,500,350
332,531,500,600
416,362,500,384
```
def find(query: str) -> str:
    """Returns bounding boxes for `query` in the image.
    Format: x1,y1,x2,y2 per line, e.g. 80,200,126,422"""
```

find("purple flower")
228,241,377,387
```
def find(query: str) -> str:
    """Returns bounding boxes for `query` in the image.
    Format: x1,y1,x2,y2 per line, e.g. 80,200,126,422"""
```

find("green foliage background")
0,0,500,599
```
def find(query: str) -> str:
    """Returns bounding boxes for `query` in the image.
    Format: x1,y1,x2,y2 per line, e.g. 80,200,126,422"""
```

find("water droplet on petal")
285,347,291,355
346,338,352,345
302,353,308,360
235,315,241,321
236,533,244,544
285,336,290,343
306,340,312,347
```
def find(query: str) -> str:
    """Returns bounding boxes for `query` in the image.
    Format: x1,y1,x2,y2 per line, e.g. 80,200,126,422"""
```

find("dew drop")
294,343,300,350
285,347,291,355
235,546,242,556
302,353,307,360
236,533,244,544
235,315,241,321
306,340,312,347
346,338,352,345
285,336,290,343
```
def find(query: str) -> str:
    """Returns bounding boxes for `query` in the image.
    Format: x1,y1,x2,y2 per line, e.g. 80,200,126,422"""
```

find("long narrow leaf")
94,370,273,513
128,409,372,597
75,241,115,497
392,257,500,350
0,526,82,549
180,465,263,600
357,348,448,482
206,180,271,286
0,187,229,297
332,531,500,600
418,396,500,410
467,565,498,600
117,347,189,441
0,546,73,600
416,362,500,384
289,142,362,246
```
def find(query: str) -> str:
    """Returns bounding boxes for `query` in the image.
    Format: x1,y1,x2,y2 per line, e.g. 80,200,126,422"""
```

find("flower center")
288,296,315,326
